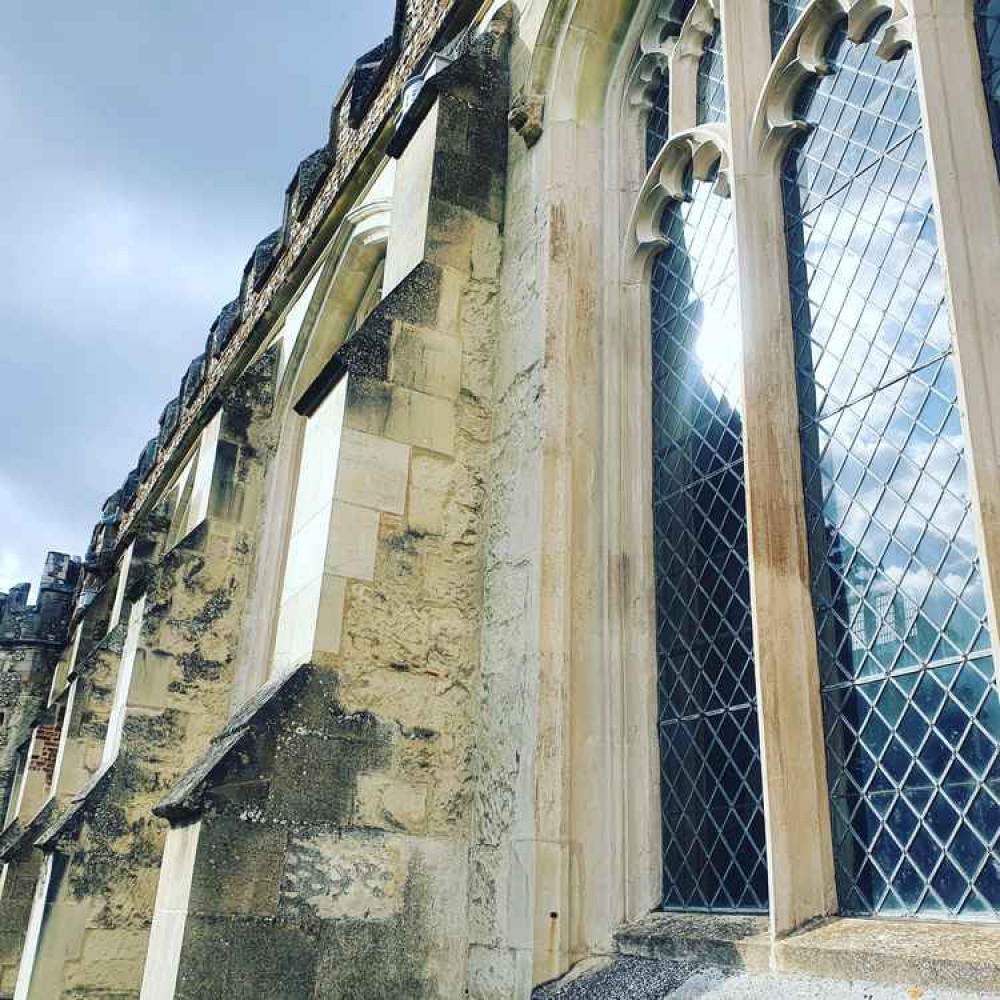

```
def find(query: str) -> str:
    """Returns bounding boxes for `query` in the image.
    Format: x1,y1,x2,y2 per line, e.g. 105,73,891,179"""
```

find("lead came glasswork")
647,72,671,170
770,0,808,56
783,21,1000,919
696,22,727,125
976,0,1000,176
651,173,768,912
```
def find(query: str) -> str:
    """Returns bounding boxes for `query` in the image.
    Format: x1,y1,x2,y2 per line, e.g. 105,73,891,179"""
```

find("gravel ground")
533,957,1000,999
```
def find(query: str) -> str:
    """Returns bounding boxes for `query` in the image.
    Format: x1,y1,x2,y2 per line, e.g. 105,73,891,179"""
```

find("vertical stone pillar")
721,0,837,937
906,0,1000,677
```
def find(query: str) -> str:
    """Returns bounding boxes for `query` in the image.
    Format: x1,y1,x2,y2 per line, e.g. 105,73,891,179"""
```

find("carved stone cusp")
509,92,545,148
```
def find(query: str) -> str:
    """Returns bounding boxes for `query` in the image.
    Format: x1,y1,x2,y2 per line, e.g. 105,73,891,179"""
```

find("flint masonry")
5,0,1000,997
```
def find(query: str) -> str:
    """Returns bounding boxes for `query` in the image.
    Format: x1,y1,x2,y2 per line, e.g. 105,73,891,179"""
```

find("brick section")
28,721,62,783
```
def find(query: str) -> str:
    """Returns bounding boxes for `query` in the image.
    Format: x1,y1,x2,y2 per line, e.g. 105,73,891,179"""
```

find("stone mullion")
721,0,837,938
906,0,1000,687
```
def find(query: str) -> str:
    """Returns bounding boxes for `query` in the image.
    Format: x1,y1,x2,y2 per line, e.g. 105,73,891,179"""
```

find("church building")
2,0,1000,995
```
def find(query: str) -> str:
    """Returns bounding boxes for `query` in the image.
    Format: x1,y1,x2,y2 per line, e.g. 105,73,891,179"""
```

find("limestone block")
469,216,504,283
390,325,462,400
339,664,463,736
325,501,379,581
129,647,171,712
468,845,510,948
436,265,464,336
467,944,516,1000
273,573,346,671
295,379,348,528
384,101,438,295
280,506,330,601
314,572,348,657
175,914,318,1000
140,819,200,1000
345,378,392,437
386,387,456,457
335,428,410,514
355,773,429,832
407,451,453,536
459,282,500,400
77,927,149,971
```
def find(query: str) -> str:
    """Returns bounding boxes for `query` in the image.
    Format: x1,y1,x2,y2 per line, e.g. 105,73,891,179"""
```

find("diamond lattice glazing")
770,0,809,56
696,24,727,124
976,0,1000,177
651,175,768,913
647,72,672,170
784,20,1000,919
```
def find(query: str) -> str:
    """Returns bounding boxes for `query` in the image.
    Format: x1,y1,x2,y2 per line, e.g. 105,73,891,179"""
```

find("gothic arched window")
783,20,1000,920
696,22,727,123
976,0,1000,176
648,148,768,907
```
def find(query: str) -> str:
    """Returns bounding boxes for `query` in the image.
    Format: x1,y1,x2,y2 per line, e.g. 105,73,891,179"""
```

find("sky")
0,0,396,595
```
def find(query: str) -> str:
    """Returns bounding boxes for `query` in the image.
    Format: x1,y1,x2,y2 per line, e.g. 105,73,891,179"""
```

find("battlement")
0,552,81,647
85,0,477,565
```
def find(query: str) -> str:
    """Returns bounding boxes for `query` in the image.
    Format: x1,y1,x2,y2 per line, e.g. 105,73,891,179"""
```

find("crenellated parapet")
0,553,81,649
84,0,482,558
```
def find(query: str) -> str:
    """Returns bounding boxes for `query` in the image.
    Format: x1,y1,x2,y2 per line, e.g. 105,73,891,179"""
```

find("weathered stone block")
386,386,457,456
188,818,286,918
390,325,462,400
335,428,410,514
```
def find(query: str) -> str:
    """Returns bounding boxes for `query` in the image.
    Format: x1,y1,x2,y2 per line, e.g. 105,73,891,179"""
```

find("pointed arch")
639,130,770,913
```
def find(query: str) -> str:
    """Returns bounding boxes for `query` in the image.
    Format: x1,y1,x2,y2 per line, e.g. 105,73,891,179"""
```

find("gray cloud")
0,0,396,592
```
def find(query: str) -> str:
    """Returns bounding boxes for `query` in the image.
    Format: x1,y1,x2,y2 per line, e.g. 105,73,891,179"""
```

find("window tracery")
649,174,768,911
782,16,1000,920
641,53,767,902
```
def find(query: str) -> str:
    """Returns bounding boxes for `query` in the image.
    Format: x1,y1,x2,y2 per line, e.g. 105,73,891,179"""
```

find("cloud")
0,0,395,591
0,551,24,596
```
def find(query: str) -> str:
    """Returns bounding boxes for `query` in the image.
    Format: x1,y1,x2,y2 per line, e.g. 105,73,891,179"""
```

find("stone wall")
17,355,277,1000
126,15,516,1000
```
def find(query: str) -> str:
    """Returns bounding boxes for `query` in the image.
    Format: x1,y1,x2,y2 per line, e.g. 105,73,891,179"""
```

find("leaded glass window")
783,20,1000,919
651,171,768,913
696,23,727,124
770,0,808,56
647,72,671,170
976,0,1000,177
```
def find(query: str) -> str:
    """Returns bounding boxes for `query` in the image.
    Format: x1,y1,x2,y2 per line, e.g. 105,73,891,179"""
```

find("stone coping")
0,797,59,863
34,762,115,852
153,663,312,821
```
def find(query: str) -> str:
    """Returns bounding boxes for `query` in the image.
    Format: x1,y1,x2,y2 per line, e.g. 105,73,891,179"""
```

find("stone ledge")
535,956,1000,999
615,911,1000,992
776,916,1000,994
614,912,771,972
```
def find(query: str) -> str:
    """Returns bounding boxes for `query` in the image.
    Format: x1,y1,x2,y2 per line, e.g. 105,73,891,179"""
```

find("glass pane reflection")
696,24,727,124
652,176,768,913
784,21,1000,920
770,0,808,56
647,72,671,171
977,1,1000,178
